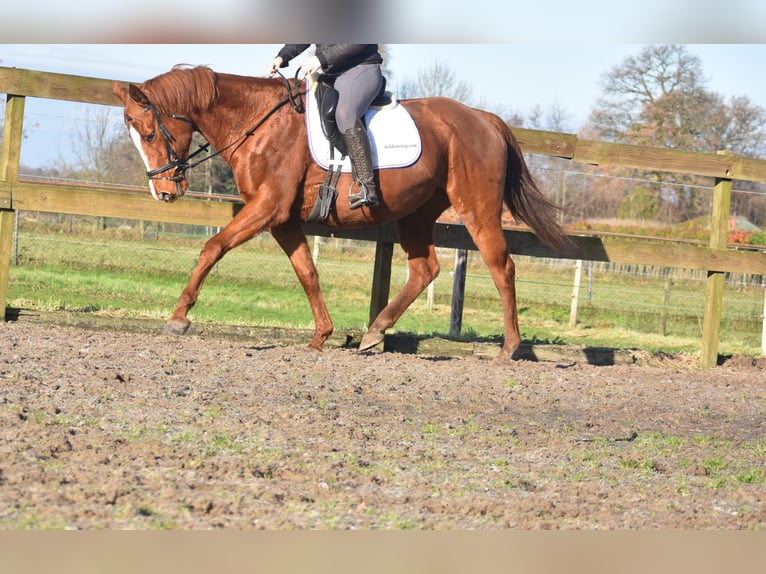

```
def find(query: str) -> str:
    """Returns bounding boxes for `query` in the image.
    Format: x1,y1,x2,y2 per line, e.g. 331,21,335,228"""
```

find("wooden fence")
3,66,766,366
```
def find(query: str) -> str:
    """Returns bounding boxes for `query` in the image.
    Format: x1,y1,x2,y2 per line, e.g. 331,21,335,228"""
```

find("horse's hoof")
164,319,190,336
359,331,384,352
493,345,519,365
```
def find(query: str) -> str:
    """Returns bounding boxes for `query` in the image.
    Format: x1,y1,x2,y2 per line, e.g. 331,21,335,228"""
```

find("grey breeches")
333,64,384,132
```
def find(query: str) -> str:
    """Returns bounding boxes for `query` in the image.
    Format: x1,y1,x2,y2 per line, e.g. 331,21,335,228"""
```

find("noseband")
143,104,196,188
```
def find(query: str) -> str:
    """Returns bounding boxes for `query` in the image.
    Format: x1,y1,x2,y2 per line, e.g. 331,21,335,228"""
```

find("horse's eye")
146,131,156,143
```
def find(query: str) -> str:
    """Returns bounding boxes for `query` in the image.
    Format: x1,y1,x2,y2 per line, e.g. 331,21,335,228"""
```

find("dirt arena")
1,313,764,529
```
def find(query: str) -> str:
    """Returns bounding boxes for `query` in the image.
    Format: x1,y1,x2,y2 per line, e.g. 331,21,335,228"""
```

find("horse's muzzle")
152,177,187,202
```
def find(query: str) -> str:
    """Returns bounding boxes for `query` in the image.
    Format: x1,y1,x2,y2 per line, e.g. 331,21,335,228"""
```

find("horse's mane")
140,64,218,115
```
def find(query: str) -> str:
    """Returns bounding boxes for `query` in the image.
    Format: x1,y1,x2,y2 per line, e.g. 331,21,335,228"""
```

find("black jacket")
277,44,382,76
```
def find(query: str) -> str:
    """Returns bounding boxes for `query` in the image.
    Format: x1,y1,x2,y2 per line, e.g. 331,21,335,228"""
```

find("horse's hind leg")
360,213,441,351
270,223,333,350
463,220,521,362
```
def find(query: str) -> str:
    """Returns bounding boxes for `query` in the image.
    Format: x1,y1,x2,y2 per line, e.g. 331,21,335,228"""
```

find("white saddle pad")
305,77,422,172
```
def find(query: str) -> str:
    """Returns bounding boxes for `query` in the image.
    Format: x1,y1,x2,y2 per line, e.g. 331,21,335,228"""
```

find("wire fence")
8,211,765,356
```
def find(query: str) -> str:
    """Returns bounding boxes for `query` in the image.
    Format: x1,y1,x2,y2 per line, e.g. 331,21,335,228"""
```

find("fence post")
450,248,467,336
311,235,321,265
569,259,583,329
0,93,26,321
368,237,394,327
700,174,732,368
660,270,672,337
762,282,766,357
0,211,13,318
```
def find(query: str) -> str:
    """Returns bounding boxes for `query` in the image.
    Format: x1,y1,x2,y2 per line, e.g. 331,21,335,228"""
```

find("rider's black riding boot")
343,120,379,210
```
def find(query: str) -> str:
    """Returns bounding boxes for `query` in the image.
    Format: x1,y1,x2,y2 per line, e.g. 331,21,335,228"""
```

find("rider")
268,44,384,210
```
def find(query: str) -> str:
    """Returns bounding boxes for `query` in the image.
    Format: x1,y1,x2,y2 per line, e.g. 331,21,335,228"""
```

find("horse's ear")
128,84,151,107
112,80,128,104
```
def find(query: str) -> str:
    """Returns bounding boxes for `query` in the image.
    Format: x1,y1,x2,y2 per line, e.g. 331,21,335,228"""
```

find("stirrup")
349,182,379,210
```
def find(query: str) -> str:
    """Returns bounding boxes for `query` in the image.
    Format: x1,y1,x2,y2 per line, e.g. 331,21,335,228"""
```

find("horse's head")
112,80,195,202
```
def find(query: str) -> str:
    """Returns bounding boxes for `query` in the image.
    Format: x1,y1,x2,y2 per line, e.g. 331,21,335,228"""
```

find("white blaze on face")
129,125,159,200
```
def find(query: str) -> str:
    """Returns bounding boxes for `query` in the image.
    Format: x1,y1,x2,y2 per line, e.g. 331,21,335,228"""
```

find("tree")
66,105,122,183
589,45,706,145
617,186,659,220
588,44,766,155
58,104,147,190
585,45,766,224
397,61,473,104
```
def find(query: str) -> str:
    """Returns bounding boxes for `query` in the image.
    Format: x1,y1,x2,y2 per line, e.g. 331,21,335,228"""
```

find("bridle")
137,70,306,193
142,105,195,188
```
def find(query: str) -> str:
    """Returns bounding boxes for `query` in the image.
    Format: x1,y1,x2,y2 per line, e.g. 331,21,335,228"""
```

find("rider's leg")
342,120,378,209
334,64,383,209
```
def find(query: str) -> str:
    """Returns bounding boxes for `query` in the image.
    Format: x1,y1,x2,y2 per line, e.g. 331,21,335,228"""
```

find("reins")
146,70,306,182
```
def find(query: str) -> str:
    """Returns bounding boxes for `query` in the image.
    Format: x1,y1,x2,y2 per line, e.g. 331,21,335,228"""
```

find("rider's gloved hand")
268,57,283,77
299,56,322,77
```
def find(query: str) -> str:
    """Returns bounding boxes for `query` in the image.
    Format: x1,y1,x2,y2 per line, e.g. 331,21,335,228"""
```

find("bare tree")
589,45,706,144
527,100,572,133
588,45,766,155
56,104,145,186
397,61,473,104
584,45,766,224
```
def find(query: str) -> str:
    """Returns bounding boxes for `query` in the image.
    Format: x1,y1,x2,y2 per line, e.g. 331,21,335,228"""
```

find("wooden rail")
3,66,766,366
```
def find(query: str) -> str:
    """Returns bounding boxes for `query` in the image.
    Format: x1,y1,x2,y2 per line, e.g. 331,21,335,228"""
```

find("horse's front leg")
270,223,333,350
165,201,272,336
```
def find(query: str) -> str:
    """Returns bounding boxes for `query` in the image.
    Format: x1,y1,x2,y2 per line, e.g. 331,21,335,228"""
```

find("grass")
7,220,765,357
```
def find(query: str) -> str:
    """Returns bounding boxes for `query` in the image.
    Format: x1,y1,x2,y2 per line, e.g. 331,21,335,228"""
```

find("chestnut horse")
112,65,570,362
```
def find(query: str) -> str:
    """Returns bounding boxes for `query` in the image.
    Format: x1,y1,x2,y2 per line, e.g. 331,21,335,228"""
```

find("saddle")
306,74,421,222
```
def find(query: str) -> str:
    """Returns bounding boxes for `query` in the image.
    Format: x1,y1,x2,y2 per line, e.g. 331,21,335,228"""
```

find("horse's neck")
195,77,289,155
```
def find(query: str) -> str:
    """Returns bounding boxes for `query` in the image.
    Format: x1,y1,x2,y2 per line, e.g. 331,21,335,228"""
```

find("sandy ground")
1,317,764,529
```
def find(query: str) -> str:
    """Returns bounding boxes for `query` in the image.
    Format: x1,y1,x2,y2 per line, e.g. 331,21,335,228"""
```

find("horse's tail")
500,123,573,254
